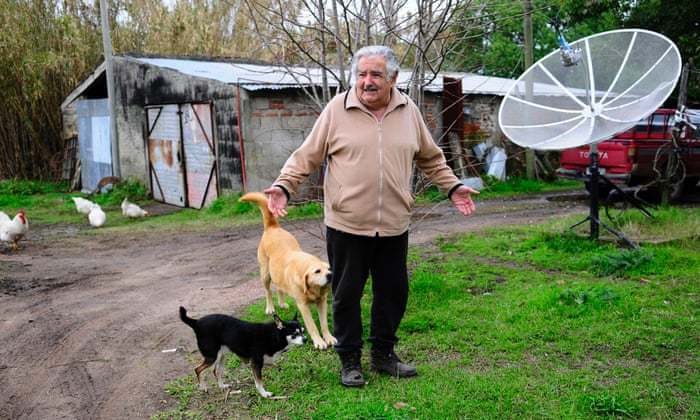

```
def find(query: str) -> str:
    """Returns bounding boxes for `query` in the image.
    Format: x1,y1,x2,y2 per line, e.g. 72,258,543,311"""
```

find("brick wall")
464,95,505,146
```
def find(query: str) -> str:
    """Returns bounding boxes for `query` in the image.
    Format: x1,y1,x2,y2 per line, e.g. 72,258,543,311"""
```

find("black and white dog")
179,306,305,398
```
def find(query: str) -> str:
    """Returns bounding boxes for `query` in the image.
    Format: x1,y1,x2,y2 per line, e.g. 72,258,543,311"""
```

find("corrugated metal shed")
61,54,517,199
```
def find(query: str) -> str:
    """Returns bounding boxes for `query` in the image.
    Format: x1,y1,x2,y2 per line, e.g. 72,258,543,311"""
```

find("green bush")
287,201,323,218
0,179,68,195
415,185,444,204
207,193,255,216
92,179,149,207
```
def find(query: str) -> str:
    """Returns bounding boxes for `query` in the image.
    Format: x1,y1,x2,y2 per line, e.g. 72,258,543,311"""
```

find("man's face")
355,55,396,110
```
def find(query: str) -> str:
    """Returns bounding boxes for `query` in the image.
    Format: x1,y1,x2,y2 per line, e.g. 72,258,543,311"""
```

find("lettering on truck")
578,151,608,160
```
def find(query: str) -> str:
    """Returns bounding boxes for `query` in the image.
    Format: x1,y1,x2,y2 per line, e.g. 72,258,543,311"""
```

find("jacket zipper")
365,105,397,234
377,120,383,231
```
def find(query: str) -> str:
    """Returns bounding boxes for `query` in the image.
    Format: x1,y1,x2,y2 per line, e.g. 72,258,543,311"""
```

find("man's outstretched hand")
450,185,479,216
263,186,288,218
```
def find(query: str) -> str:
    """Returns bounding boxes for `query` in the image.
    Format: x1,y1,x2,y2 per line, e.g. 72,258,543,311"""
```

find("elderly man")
265,45,478,387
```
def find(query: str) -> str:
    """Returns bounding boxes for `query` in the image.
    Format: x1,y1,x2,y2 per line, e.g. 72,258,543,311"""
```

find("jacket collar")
344,86,408,115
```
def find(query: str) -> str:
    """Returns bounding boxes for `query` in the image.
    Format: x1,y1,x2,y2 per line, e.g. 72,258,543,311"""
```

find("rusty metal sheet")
146,105,186,206
442,76,464,135
182,103,218,209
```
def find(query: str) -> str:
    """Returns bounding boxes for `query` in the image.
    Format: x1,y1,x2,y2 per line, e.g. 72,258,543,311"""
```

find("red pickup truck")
557,108,700,197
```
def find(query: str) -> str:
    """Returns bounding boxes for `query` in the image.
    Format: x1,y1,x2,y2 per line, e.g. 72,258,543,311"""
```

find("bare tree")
0,0,474,180
317,0,331,103
330,0,349,89
243,0,470,110
403,1,462,107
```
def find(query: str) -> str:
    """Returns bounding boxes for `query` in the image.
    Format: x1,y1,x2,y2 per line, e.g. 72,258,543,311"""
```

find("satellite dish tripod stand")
569,143,653,248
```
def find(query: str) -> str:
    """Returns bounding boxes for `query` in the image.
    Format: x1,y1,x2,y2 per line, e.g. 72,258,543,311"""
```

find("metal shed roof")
131,56,517,96
61,55,519,110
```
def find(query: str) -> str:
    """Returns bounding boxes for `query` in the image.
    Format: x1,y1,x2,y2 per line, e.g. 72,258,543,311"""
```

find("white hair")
350,45,400,85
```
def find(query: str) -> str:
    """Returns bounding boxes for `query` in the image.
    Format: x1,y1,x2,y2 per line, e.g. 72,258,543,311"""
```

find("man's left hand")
450,185,479,216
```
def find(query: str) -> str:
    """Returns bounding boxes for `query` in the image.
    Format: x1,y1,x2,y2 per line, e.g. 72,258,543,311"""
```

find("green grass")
6,179,696,417
0,178,151,226
478,176,581,199
0,179,324,233
1,177,579,237
603,204,700,242
416,177,581,204
157,208,700,419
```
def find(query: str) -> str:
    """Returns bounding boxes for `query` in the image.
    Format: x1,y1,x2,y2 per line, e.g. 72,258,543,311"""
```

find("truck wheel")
671,177,700,200
683,177,700,193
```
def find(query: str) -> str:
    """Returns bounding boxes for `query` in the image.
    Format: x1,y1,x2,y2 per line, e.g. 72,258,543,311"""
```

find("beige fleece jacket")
275,87,461,237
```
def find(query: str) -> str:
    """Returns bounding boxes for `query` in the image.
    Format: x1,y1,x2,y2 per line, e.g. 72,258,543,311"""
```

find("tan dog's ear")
302,271,309,295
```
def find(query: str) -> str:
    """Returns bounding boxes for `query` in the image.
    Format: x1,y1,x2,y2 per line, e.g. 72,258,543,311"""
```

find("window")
650,113,667,133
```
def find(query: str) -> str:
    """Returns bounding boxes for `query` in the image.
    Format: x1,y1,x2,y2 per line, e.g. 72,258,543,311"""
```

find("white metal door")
182,103,218,209
76,99,113,193
146,105,186,206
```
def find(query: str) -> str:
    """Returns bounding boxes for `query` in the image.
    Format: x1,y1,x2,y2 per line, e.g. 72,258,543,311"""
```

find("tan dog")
239,192,337,350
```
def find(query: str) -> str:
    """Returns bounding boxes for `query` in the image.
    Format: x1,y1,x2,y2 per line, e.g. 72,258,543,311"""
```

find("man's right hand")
263,185,288,218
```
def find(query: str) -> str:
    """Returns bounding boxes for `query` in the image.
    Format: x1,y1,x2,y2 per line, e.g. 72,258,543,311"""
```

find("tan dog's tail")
239,192,279,229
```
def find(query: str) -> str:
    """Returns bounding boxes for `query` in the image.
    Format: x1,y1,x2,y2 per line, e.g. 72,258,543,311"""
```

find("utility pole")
523,0,535,179
661,61,691,205
100,0,120,178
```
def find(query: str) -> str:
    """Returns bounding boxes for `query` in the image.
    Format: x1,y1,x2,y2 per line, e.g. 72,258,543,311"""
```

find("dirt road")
0,193,586,419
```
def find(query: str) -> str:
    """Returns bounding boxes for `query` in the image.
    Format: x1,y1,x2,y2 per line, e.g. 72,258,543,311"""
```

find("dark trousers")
326,226,409,354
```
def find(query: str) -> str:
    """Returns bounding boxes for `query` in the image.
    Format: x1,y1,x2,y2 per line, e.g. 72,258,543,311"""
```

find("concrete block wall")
242,90,453,200
237,89,460,200
242,89,322,199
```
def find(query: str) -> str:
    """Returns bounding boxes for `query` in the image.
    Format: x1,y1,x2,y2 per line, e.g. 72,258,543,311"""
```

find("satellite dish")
498,29,683,246
498,29,682,151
